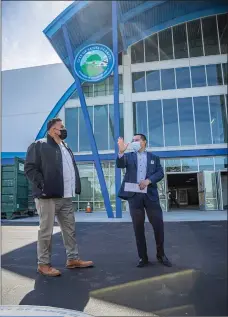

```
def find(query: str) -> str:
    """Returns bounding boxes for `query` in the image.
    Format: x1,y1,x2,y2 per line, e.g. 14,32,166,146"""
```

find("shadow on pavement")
1,222,228,316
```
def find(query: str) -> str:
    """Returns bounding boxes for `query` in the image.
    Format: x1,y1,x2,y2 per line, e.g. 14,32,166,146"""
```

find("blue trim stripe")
2,148,228,163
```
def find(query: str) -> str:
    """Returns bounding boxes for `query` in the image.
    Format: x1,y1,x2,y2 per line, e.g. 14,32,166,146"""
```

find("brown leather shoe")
37,264,61,277
66,259,94,269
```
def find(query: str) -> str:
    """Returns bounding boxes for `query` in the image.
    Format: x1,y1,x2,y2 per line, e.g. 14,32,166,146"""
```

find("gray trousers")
35,198,79,265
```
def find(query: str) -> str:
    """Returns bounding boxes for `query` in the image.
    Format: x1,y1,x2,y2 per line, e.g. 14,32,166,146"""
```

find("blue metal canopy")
44,0,228,75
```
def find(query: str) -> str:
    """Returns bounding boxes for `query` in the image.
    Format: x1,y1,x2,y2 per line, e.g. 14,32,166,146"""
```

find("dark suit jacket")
116,151,164,201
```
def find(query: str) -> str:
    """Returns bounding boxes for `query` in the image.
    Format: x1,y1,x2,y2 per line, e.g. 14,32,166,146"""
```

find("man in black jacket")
25,118,93,276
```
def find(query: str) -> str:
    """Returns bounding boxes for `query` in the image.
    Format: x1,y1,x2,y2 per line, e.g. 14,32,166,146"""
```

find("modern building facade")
2,1,228,213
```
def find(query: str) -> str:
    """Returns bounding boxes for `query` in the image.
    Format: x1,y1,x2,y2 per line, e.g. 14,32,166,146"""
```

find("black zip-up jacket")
24,134,81,198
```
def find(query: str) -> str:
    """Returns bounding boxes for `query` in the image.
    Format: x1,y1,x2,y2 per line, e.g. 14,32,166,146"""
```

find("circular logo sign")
74,44,115,83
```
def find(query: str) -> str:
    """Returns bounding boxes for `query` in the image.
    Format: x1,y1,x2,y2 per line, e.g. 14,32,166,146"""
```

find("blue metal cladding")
43,0,228,76
62,24,114,219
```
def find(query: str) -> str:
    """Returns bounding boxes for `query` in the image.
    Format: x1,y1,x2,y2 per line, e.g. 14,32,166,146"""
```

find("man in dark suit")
116,134,172,268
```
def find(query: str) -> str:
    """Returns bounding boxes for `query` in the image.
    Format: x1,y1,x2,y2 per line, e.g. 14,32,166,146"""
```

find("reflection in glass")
94,105,108,150
209,95,227,144
173,23,188,59
214,156,228,170
187,19,204,57
161,69,175,90
222,63,228,85
109,104,124,149
159,28,173,60
79,107,92,151
165,159,181,173
83,83,93,97
132,72,146,93
163,99,179,146
202,16,219,56
176,67,191,89
217,13,228,54
191,65,206,87
206,64,223,86
204,172,218,210
131,40,144,63
65,107,78,152
94,79,109,97
109,75,123,95
182,158,198,172
193,96,212,145
178,98,195,145
145,33,159,62
133,102,147,136
148,100,164,147
78,163,94,202
198,157,214,171
146,70,160,91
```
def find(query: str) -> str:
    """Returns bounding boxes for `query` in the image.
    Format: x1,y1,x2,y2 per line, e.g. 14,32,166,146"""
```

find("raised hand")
117,137,129,154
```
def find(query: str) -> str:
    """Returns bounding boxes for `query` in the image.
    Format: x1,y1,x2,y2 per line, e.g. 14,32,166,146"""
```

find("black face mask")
60,128,67,140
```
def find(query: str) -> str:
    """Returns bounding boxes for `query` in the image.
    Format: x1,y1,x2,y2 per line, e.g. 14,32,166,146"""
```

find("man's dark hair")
47,118,62,131
134,133,147,142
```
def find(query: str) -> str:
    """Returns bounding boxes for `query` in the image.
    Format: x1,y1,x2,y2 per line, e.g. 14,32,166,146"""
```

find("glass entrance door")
158,176,168,211
197,171,219,210
215,171,223,210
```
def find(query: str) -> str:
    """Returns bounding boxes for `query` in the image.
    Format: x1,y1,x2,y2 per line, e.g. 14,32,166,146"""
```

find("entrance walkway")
1,210,227,224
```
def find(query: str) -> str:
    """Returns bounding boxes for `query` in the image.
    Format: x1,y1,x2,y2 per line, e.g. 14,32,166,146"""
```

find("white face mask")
131,141,141,152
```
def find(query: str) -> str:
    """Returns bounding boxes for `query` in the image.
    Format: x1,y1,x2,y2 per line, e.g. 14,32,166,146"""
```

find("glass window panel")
214,156,228,170
159,28,173,60
187,19,204,57
222,63,228,85
193,96,212,144
145,33,159,62
173,23,188,59
146,70,160,91
109,103,124,149
78,107,93,151
182,158,198,172
118,52,122,65
209,95,227,144
65,108,78,152
94,79,108,97
191,65,206,87
176,67,191,89
131,40,144,64
77,163,94,202
202,16,219,56
178,98,195,145
94,105,109,150
161,69,175,90
132,72,146,93
148,100,164,147
163,99,179,146
133,101,147,136
198,157,214,171
165,159,181,173
109,75,123,95
217,13,228,54
83,83,93,97
206,64,223,86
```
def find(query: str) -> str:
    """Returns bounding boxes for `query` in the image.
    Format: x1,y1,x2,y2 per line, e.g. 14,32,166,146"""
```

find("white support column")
122,47,134,143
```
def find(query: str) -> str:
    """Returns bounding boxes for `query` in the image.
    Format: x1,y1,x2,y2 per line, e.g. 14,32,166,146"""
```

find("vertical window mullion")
216,15,222,55
200,18,205,56
176,99,181,146
161,99,165,147
208,96,214,144
192,97,198,146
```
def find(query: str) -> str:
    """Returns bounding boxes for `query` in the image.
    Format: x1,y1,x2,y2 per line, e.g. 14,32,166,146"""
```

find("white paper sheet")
124,182,147,193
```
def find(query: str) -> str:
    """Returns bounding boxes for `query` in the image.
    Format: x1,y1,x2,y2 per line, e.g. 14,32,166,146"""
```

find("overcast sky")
2,1,73,70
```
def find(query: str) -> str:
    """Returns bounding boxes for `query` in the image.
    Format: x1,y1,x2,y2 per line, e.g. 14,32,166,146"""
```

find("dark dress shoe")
137,258,149,268
157,254,172,267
